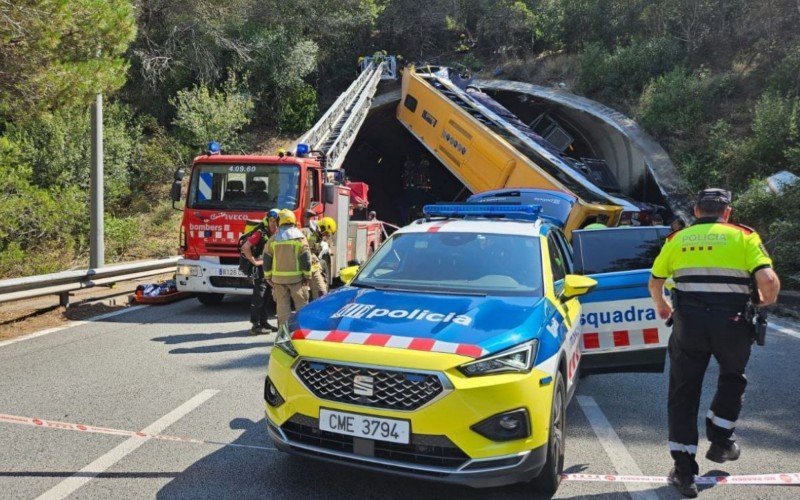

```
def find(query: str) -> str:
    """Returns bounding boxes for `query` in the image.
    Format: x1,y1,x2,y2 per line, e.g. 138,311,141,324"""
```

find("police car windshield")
353,232,544,296
188,164,300,211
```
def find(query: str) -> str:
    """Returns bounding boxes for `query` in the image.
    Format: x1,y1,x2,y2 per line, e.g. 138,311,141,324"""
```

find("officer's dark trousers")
668,304,752,474
250,267,274,327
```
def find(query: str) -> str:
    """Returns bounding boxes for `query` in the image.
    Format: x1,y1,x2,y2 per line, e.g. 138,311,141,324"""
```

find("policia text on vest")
647,188,781,498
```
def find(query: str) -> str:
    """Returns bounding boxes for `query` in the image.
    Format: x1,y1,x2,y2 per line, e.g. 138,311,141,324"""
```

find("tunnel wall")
369,81,692,219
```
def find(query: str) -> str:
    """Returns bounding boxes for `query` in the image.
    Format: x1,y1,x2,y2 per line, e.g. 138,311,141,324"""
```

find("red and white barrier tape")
2,412,799,485
0,413,273,451
562,472,800,485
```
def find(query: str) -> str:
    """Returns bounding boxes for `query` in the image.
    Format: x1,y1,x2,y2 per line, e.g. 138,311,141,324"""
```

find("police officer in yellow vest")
264,209,312,327
648,189,781,498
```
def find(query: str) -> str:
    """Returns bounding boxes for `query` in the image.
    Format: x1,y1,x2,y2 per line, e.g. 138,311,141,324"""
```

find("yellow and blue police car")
264,202,668,492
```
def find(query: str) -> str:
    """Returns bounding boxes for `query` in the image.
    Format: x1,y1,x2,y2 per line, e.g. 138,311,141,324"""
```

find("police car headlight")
458,340,537,377
275,323,298,357
177,264,200,277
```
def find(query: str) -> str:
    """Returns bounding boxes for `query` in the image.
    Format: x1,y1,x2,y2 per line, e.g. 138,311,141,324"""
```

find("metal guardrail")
0,257,180,306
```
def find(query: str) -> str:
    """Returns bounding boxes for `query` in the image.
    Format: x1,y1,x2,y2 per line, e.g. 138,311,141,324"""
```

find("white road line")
35,389,219,500
0,305,149,349
769,321,800,340
577,395,659,500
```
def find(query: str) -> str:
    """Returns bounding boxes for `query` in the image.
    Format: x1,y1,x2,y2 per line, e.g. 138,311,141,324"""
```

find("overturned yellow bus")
396,66,640,235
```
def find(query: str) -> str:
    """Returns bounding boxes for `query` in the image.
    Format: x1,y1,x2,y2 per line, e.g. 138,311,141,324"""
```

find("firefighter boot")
668,468,698,498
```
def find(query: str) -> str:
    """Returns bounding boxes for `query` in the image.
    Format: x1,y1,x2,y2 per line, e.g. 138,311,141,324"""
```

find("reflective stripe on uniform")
673,267,750,279
675,282,750,294
707,410,736,430
668,441,698,454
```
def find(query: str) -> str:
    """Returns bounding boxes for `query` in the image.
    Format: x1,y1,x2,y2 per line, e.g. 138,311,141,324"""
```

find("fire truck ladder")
295,58,395,170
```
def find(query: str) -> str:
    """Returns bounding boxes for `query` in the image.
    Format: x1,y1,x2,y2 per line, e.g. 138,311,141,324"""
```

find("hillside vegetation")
1,0,798,286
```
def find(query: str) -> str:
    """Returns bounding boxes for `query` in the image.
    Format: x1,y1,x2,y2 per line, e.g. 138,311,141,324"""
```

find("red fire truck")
170,143,382,305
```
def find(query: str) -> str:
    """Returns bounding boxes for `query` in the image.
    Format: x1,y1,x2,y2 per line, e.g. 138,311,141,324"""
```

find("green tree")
171,74,255,150
6,102,140,209
0,0,136,120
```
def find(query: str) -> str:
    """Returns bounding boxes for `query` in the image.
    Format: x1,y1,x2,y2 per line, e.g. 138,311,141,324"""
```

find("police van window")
552,229,573,274
547,234,567,283
572,227,671,275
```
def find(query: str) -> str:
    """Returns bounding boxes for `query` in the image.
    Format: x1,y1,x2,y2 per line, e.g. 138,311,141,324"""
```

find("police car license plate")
218,268,245,277
319,409,410,444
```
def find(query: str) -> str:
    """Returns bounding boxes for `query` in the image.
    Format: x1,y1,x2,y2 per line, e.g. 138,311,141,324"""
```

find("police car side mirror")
561,275,597,301
339,265,360,285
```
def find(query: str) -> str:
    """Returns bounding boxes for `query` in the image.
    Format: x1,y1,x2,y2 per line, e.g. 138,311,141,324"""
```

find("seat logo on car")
331,303,473,326
353,375,374,396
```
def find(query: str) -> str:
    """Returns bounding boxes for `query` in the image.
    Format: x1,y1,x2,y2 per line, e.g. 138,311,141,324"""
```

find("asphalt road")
0,296,798,499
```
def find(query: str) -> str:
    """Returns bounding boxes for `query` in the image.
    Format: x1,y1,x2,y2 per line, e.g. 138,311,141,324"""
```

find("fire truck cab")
172,144,382,305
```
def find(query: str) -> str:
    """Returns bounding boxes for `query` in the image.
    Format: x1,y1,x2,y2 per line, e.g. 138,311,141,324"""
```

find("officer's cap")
697,188,731,205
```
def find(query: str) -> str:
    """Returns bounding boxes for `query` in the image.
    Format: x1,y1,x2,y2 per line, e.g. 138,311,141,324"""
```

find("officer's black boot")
706,441,740,463
260,321,278,333
668,468,698,498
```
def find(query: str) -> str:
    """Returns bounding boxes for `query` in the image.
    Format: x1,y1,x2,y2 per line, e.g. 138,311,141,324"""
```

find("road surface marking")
0,305,148,349
769,321,800,340
577,395,659,500
35,389,218,500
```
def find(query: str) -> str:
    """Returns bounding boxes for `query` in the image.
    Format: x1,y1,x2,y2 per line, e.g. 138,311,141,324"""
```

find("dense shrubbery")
171,75,255,150
734,183,800,287
577,37,685,102
637,69,733,138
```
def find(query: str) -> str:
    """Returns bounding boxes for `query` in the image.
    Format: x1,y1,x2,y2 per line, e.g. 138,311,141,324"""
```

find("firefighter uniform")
264,211,312,327
303,229,328,300
303,216,337,301
651,203,772,477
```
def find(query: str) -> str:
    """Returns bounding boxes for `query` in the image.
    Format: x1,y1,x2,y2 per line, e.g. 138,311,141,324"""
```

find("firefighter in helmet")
264,209,311,327
303,211,337,300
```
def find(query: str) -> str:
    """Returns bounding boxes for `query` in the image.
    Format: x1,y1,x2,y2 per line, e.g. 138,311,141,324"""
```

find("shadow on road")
153,331,254,345
156,418,628,500
200,352,271,372
169,341,273,355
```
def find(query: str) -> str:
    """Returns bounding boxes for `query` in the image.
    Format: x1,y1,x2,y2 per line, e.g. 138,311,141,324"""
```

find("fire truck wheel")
196,293,224,305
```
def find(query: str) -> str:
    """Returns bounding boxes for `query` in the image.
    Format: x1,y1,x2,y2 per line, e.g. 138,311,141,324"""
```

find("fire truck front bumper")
175,257,253,295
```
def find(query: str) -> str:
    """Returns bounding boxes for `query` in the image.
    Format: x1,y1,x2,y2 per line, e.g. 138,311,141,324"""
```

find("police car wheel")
534,371,565,494
196,293,224,305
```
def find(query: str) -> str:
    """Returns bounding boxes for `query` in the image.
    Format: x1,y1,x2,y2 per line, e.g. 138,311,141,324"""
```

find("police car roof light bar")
422,203,542,221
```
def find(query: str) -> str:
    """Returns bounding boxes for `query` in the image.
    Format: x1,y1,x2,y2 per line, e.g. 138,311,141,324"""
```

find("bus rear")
396,67,632,233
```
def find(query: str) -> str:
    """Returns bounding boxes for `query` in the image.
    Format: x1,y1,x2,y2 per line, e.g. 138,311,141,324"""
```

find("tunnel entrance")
342,85,674,227
343,99,468,227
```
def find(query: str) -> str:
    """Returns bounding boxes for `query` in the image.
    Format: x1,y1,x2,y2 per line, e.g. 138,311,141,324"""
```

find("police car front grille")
295,361,445,411
281,416,469,469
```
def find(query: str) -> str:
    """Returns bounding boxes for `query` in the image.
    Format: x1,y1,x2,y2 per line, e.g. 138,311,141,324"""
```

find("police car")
264,203,669,492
